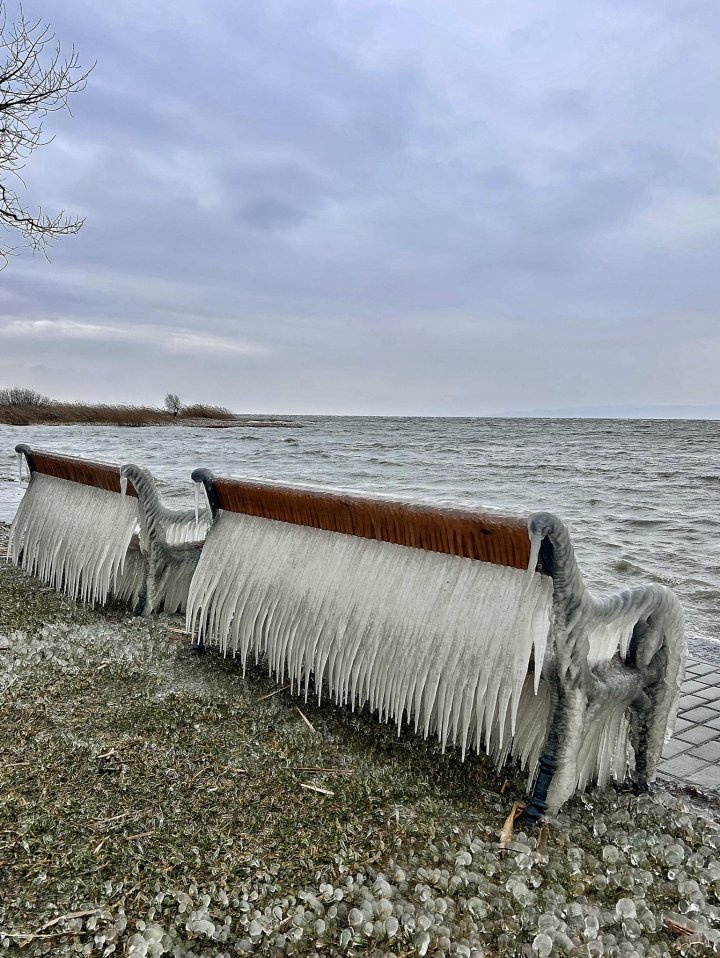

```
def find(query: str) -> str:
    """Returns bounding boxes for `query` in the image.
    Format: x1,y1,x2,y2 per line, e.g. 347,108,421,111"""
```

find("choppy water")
1,417,718,646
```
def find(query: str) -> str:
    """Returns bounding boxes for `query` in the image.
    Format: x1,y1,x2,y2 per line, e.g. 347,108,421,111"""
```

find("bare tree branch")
0,2,92,266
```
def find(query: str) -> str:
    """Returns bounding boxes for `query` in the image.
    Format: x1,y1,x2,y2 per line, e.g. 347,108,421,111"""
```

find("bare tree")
164,393,182,416
0,3,92,266
0,385,50,405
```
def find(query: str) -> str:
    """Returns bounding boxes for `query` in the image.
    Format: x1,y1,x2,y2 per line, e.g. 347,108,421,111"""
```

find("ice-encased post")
187,468,220,653
15,444,35,481
190,468,221,519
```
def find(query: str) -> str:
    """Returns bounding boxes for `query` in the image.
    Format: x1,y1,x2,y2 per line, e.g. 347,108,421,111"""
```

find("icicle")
120,474,128,497
524,524,542,594
17,451,24,482
194,480,201,529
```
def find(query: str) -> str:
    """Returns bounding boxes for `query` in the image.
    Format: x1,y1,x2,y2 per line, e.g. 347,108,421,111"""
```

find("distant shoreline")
0,398,303,428
0,417,303,429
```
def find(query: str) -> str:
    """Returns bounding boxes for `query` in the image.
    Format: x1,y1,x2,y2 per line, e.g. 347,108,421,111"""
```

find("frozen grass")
1,523,720,956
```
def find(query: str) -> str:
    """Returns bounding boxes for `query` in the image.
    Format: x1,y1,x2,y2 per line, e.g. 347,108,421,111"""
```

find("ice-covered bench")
8,446,209,614
188,469,686,820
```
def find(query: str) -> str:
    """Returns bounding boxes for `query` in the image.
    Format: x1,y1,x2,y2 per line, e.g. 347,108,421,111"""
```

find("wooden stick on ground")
257,685,290,702
296,706,316,733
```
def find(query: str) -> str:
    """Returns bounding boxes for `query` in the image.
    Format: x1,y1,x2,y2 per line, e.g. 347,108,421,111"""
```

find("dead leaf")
534,823,548,851
499,802,526,849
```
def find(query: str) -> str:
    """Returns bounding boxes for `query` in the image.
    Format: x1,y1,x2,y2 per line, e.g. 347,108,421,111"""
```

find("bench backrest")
10,445,140,604
188,469,553,770
16,444,137,496
193,470,536,571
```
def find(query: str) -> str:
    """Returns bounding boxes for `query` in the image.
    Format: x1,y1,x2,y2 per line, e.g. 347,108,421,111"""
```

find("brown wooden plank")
213,478,532,569
29,450,137,497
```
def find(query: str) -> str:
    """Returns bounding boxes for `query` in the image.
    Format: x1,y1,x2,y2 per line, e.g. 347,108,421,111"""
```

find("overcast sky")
1,0,719,415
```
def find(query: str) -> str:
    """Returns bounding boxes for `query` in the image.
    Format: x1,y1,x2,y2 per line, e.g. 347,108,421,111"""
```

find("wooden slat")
28,450,137,497
213,478,532,569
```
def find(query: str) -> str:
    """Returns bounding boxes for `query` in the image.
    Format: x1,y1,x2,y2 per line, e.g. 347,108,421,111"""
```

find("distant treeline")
0,387,235,426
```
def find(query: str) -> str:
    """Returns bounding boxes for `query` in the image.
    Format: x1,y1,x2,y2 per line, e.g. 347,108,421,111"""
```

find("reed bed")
0,401,235,426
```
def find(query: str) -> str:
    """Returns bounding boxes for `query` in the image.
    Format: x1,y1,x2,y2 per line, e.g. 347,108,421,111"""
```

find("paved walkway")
660,657,720,790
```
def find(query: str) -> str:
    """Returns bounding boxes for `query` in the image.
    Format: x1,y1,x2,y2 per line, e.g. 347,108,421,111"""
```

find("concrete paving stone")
673,717,692,733
693,699,720,716
679,705,720,724
704,714,720,732
686,662,717,677
682,679,710,695
661,754,709,779
686,766,720,790
697,667,720,682
661,738,694,760
693,685,720,704
678,694,711,711
674,725,719,746
687,739,720,763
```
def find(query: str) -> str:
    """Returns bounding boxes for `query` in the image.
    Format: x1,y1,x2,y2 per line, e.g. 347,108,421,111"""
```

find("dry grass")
0,401,236,427
2,523,720,955
181,403,233,419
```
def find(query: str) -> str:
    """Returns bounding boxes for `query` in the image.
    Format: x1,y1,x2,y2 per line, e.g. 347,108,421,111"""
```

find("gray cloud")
0,0,719,413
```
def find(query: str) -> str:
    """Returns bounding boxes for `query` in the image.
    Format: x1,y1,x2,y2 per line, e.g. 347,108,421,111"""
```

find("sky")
1,0,719,416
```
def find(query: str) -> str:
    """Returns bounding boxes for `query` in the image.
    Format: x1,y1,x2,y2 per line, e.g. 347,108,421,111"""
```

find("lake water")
1,417,718,648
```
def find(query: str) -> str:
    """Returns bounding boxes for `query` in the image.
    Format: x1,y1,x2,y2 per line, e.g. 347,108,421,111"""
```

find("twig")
257,685,290,702
91,810,136,825
125,830,156,841
299,783,334,797
293,767,352,775
663,916,700,937
16,910,101,946
296,706,316,733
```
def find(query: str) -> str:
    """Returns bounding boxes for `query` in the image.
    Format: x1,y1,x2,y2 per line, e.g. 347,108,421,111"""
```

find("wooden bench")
9,447,208,614
188,469,686,820
7,449,686,819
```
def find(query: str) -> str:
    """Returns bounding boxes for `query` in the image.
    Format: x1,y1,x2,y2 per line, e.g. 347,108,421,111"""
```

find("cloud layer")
1,0,719,414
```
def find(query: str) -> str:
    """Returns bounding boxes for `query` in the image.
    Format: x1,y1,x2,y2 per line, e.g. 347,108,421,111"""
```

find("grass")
0,539,524,949
2,523,720,955
0,401,236,427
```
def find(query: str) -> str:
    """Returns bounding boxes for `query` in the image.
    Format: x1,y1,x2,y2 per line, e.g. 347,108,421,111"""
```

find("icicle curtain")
8,473,138,605
187,512,554,759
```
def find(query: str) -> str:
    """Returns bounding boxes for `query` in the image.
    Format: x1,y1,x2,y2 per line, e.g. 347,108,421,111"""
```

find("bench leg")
522,723,559,824
133,591,147,616
522,684,586,823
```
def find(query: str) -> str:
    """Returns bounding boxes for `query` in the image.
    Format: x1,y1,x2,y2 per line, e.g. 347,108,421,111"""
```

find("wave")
622,518,668,528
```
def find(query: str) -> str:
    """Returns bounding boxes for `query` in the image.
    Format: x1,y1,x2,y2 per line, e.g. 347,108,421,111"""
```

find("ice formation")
186,507,686,813
8,456,209,615
187,512,554,760
120,463,207,615
523,513,686,814
120,463,211,548
7,473,138,605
